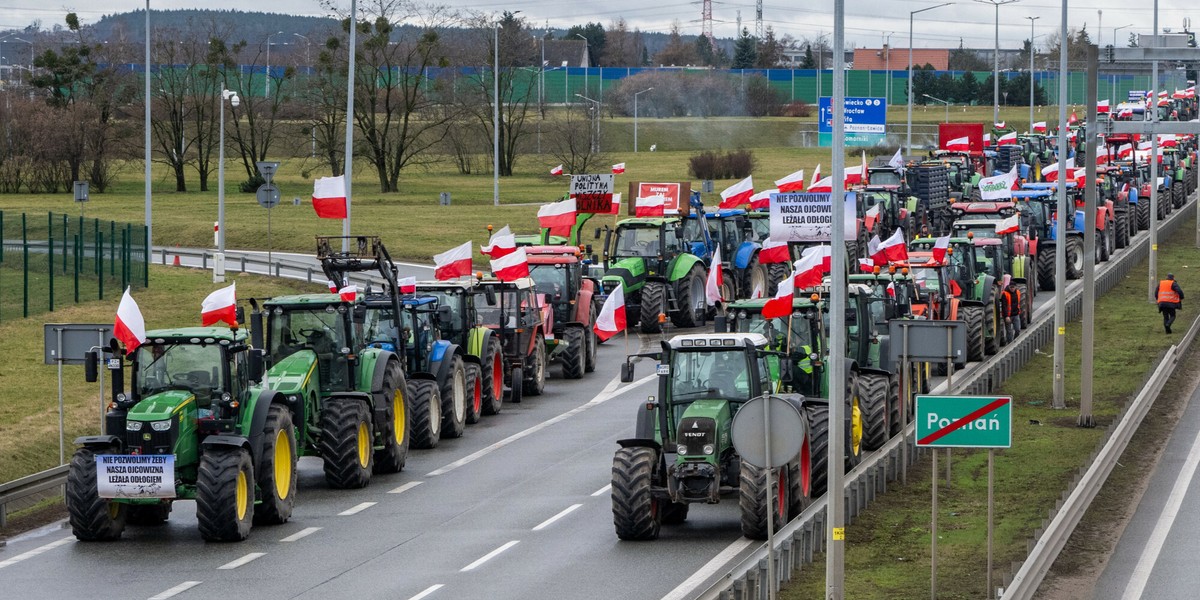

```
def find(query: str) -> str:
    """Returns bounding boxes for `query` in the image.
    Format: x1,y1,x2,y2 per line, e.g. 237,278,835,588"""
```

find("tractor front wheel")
670,268,705,328
805,402,832,498
196,447,255,542
1037,247,1056,291
480,338,504,416
739,461,788,540
611,446,661,541
1137,199,1151,230
961,304,985,362
1067,237,1085,279
318,398,373,488
373,361,409,473
254,404,297,525
523,340,547,397
66,446,126,541
560,327,585,380
1116,211,1130,248
584,311,598,373
439,356,467,439
858,372,890,451
464,362,483,425
639,282,666,334
408,379,443,449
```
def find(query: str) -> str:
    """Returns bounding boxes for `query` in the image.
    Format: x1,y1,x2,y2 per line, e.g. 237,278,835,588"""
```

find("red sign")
571,174,615,213
627,181,692,216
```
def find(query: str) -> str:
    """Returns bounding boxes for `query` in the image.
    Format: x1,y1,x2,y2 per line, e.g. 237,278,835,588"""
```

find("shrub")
239,174,266,193
781,101,812,117
688,149,756,180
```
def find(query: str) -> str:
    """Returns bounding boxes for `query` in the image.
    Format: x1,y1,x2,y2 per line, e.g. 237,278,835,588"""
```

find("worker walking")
1157,273,1184,334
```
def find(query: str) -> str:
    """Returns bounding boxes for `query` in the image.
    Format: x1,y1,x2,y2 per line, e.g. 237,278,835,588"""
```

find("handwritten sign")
571,174,615,213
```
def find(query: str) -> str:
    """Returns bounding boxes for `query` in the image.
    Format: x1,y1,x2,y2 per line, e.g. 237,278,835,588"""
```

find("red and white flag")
871,229,907,264
995,121,1007,129
775,169,806,193
537,199,577,229
339,285,359,303
550,164,564,176
1069,111,1078,124
749,189,775,210
809,164,821,188
114,287,147,355
843,164,866,186
327,280,339,293
998,131,1018,145
761,276,795,319
759,237,790,264
886,282,896,298
491,247,530,282
312,175,347,219
719,176,754,209
944,136,970,152
807,176,833,193
1159,134,1178,148
864,203,881,231
857,257,876,273
793,245,832,289
434,241,473,280
1032,121,1047,133
481,225,516,258
200,282,237,327
983,133,992,145
612,162,626,174
1117,143,1134,159
751,283,764,299
594,283,627,342
1097,99,1110,114
1041,161,1061,181
705,246,723,306
635,195,666,217
399,276,417,294
1094,145,1111,164
931,234,951,264
995,214,1020,235
978,167,1018,200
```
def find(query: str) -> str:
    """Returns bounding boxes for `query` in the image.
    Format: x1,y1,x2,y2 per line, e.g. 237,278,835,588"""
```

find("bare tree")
210,35,294,184
306,30,350,176
460,11,539,177
544,105,608,174
602,19,644,67
149,31,198,191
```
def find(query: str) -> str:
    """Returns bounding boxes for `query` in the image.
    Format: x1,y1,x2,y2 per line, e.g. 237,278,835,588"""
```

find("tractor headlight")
702,444,715,455
115,392,129,406
220,392,232,404
286,394,299,404
150,420,172,432
676,444,688,455
125,421,143,431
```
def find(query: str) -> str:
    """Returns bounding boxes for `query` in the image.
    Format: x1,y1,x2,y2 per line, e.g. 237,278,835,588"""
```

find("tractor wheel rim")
691,277,704,312
235,469,248,521
454,370,466,422
800,433,812,497
275,429,292,500
430,393,441,436
472,377,482,414
751,268,766,295
107,501,121,520
776,469,787,519
492,353,503,400
393,389,406,445
850,395,863,457
356,421,370,468
537,347,545,381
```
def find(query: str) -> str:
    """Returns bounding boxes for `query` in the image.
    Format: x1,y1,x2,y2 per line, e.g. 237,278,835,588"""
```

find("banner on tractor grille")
96,454,176,498
628,181,689,215
570,174,615,213
768,191,857,242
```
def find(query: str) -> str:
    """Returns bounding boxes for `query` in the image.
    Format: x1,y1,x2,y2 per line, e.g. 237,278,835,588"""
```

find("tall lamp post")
215,89,240,283
882,32,893,104
1027,16,1039,131
144,1,152,250
906,2,953,154
575,33,589,100
576,94,600,153
494,21,502,206
924,93,950,123
294,33,314,158
634,87,653,153
1113,24,1134,103
265,30,283,97
975,0,1019,126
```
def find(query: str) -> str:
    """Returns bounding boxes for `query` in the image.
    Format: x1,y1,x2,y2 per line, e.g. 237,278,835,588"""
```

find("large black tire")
1137,198,1151,230
1116,211,1130,248
1037,247,1055,292
127,503,172,526
886,376,902,438
611,446,661,541
1066,237,1085,280
254,404,297,525
1158,191,1170,219
480,338,504,416
787,450,809,520
961,304,985,362
318,398,373,488
560,327,585,380
740,460,788,540
464,362,483,425
508,367,524,404
671,268,705,328
1016,283,1032,334
1174,181,1185,208
67,446,126,541
639,282,666,334
439,356,467,439
1105,224,1115,261
858,372,890,452
984,300,1001,355
408,379,443,449
373,360,410,473
805,402,831,498
196,447,254,542
766,262,789,297
523,340,547,397
746,259,770,300
584,309,598,373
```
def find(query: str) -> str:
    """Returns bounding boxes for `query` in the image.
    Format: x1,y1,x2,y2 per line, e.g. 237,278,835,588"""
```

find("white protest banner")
96,454,176,498
769,191,858,242
977,166,1019,201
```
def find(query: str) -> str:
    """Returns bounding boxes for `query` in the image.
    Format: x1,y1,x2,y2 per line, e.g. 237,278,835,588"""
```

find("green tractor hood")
675,399,733,467
127,389,196,422
266,350,318,395
603,256,648,293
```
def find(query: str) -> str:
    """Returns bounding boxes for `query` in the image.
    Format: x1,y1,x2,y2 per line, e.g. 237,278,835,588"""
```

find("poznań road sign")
915,395,1012,448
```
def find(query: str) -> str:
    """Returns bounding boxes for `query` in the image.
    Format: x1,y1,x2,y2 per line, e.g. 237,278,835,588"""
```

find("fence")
0,211,149,322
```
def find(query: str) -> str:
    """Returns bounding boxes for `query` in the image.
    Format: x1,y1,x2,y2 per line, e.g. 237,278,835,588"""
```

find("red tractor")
525,245,601,377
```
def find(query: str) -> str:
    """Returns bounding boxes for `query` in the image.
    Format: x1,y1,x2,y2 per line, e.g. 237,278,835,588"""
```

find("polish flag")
1137,140,1153,151
857,258,876,273
593,283,627,341
843,164,866,186
1041,161,1062,181
867,234,881,263
886,281,896,297
1069,111,1078,124
998,132,1018,145
807,176,833,193
751,283,764,299
399,276,417,294
749,189,776,210
719,176,754,209
793,245,832,289
1159,134,1178,148
995,214,1020,235
983,133,992,145
872,229,907,265
537,199,578,229
995,121,1007,129
327,280,339,293
931,234,951,264
491,247,530,282
635,195,666,217
339,285,359,302
434,241,473,280
761,276,795,319
312,175,347,219
114,287,147,355
550,164,564,176
1097,100,1110,114
864,203,881,232
1117,143,1134,159
1094,145,1111,164
481,225,516,258
1032,121,1047,133
200,282,237,327
944,136,970,152
809,164,821,188
705,246,723,306
1117,107,1134,119
612,163,626,174
759,238,790,264
775,169,806,192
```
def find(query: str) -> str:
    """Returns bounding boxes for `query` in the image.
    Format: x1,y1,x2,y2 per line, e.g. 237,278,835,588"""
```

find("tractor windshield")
871,170,902,186
747,216,771,242
669,349,754,406
422,290,465,340
135,342,225,404
361,307,415,349
613,225,662,258
267,306,352,390
476,288,522,329
734,310,816,354
529,264,570,301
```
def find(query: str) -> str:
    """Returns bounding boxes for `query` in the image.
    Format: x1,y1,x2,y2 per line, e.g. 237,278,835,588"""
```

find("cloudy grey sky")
0,1,1193,49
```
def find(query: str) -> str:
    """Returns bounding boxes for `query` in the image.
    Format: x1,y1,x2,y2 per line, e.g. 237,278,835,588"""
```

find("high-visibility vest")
1158,280,1181,304
1001,290,1013,315
1013,288,1022,316
797,345,813,374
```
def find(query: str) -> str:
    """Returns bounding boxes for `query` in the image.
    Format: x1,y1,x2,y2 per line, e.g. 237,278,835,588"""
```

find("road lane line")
388,481,423,494
147,581,202,600
591,484,611,497
659,538,756,600
460,540,520,572
427,374,656,477
1121,424,1200,599
338,501,377,516
279,527,322,542
406,584,444,600
532,504,583,531
0,536,73,569
217,552,266,570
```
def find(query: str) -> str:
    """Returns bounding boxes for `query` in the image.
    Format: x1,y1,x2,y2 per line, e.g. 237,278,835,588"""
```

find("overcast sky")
0,1,1194,49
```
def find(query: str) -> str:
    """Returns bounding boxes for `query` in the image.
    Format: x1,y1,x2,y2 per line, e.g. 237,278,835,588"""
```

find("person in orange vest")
1157,273,1184,334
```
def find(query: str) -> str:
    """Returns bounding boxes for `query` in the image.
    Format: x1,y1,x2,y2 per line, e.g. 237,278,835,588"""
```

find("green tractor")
416,279,508,415
67,328,296,542
611,333,812,541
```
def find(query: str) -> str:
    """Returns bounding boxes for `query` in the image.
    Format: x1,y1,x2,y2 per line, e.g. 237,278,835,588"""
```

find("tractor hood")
128,389,195,422
266,349,318,395
675,399,733,464
602,257,648,291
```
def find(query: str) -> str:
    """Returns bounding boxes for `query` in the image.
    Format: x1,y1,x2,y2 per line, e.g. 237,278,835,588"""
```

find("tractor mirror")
585,244,593,254
235,305,246,326
484,286,497,306
620,361,635,382
713,313,727,333
352,304,367,324
779,357,794,386
110,357,125,398
250,309,264,350
248,349,265,383
85,350,99,383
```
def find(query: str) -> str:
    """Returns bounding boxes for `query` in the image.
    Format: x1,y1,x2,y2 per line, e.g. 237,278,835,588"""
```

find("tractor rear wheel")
887,376,902,438
196,447,254,542
1116,212,1130,248
318,398,373,488
740,460,788,540
1174,181,1186,208
560,327,585,380
67,446,126,541
787,437,812,520
439,356,467,439
747,259,769,299
522,340,547,397
1037,247,1056,291
508,367,524,404
464,362,483,425
584,310,598,373
961,304,985,362
805,402,832,498
671,268,705,328
858,371,890,452
639,282,665,334
984,301,1001,355
481,338,504,416
1016,283,1031,334
611,446,661,540
1067,237,1085,279
766,262,789,296
408,379,443,449
373,361,409,473
1137,199,1151,230
254,404,297,525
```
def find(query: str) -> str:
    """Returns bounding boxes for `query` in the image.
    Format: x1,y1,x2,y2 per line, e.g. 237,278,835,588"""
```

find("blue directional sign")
818,96,888,147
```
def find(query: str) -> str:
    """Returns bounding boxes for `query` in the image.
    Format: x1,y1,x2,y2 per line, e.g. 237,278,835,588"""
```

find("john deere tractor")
67,328,296,542
598,216,710,333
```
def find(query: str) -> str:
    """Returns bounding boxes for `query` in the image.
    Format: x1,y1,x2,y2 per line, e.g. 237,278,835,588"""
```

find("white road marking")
591,484,612,497
1121,424,1200,599
659,539,756,600
217,552,266,570
460,540,520,572
406,584,444,600
532,504,583,531
388,481,423,495
0,536,73,570
279,527,322,542
147,581,202,600
427,374,656,477
338,501,377,516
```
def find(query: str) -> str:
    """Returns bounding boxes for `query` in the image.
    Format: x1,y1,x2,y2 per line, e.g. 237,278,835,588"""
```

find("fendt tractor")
910,236,1004,361
610,333,812,541
67,327,297,542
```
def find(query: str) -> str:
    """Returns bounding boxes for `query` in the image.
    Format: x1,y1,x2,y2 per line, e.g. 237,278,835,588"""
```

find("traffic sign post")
916,395,1012,600
256,161,282,265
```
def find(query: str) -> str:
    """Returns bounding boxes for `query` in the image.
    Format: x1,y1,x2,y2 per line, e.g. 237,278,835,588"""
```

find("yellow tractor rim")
275,429,292,500
235,469,248,521
850,396,863,457
393,389,406,445
357,421,370,468
107,501,121,519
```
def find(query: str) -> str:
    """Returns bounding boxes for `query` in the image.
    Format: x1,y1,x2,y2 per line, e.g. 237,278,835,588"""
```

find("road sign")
915,395,1012,448
256,184,281,209
818,96,887,147
887,319,967,364
255,161,280,177
74,181,89,203
731,395,807,469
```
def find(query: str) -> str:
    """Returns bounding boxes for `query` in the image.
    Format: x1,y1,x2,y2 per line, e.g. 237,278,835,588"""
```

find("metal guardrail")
156,247,388,290
0,465,68,529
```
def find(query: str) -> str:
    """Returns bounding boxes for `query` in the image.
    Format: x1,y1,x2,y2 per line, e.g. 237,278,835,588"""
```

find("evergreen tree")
695,35,715,66
955,71,979,104
801,44,816,69
732,28,757,69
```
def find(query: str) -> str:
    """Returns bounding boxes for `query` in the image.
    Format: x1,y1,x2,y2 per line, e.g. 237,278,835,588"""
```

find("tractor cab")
264,294,360,393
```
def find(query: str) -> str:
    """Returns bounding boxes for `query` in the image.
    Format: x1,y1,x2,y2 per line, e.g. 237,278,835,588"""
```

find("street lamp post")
494,22,502,206
144,1,152,251
1113,24,1134,104
975,0,1019,125
906,2,953,155
216,89,240,283
634,87,653,152
576,93,600,153
1027,16,1039,131
923,93,950,123
265,30,283,97
882,32,893,104
575,33,588,100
